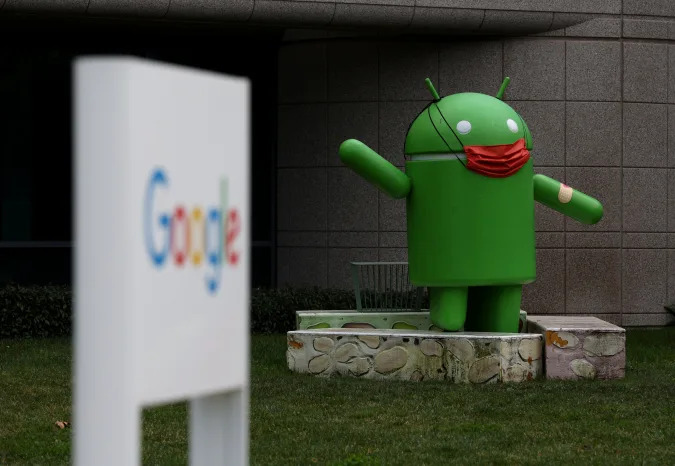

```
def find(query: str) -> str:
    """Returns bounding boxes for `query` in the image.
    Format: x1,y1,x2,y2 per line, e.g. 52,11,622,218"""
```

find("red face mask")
463,138,530,178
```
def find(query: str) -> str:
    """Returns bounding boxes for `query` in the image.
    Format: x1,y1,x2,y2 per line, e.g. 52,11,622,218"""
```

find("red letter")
171,206,189,266
225,208,241,266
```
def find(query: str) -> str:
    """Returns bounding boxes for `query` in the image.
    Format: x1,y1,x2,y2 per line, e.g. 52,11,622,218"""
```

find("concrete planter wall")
288,328,543,383
287,313,626,382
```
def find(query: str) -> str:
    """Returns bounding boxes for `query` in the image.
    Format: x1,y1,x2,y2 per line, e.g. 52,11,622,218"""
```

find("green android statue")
339,77,603,333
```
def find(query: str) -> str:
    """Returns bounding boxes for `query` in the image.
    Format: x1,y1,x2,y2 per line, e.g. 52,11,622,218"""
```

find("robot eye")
507,118,519,133
456,120,472,134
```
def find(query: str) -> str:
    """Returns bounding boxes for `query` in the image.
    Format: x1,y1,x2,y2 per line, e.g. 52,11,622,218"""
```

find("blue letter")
204,207,222,294
144,168,170,267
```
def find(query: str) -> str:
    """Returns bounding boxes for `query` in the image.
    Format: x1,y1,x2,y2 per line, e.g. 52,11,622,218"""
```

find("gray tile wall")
276,15,675,326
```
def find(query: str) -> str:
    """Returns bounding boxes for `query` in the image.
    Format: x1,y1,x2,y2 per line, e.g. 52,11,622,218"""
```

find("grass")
0,328,674,465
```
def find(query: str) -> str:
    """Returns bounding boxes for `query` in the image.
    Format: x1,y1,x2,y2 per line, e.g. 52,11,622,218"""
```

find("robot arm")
339,139,411,199
533,174,603,225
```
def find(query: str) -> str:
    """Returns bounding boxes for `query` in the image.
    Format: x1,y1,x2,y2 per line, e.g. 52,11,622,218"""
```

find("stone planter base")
296,310,528,333
287,328,543,384
527,316,626,380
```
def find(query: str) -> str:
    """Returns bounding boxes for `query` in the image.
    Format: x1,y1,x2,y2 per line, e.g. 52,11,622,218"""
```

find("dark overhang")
0,0,626,36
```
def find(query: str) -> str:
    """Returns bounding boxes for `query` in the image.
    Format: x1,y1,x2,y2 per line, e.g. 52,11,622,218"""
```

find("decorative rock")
374,346,408,374
552,331,579,349
343,322,375,329
517,338,541,362
313,337,334,353
335,343,360,363
446,338,475,362
583,334,624,357
528,315,625,380
308,354,330,374
502,364,527,383
358,335,380,349
420,339,443,357
287,329,543,384
347,357,371,376
392,321,418,330
468,355,500,383
288,338,304,349
570,359,596,379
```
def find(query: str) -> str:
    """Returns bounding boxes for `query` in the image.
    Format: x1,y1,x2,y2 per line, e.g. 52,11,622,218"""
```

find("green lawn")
1,328,674,465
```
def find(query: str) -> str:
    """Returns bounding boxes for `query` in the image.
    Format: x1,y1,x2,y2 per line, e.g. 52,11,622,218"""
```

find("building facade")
1,1,675,326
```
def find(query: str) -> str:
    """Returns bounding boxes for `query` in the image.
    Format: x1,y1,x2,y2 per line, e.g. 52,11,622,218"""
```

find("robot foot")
429,286,468,331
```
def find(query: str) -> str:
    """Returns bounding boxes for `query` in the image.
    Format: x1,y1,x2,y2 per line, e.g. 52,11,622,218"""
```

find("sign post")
74,57,250,465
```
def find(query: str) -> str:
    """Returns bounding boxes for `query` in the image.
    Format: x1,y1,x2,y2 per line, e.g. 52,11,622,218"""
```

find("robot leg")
465,285,522,333
429,286,468,331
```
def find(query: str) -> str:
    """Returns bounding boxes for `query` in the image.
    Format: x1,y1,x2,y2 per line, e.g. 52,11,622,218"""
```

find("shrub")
0,284,358,338
0,284,72,338
251,287,355,333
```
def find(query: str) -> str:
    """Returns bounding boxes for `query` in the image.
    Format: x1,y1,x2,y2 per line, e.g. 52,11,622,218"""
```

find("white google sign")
74,57,249,465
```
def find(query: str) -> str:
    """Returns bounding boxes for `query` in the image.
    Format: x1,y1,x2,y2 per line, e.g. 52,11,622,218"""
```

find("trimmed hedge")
250,287,355,334
0,284,72,338
0,284,357,338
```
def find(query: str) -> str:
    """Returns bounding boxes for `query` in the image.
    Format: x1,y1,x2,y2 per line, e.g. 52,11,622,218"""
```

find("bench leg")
465,285,522,333
429,286,468,331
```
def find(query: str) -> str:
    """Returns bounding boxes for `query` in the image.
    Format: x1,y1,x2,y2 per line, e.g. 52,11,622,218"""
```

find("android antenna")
496,77,510,100
425,78,440,101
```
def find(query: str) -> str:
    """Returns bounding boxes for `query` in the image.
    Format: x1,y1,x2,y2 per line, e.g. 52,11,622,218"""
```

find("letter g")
144,168,170,267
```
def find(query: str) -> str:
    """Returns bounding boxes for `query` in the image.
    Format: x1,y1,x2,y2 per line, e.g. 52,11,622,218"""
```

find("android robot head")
404,77,533,177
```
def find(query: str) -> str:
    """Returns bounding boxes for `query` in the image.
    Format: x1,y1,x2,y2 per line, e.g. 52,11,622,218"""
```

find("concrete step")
287,328,542,383
527,315,626,380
